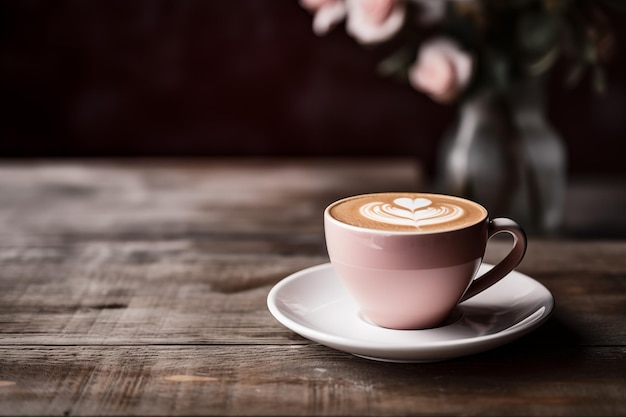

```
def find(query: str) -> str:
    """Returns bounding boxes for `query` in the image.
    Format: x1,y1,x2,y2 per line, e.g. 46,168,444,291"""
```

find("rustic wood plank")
0,158,421,239
0,239,623,346
0,158,422,350
0,345,623,416
485,240,626,345
1,159,625,416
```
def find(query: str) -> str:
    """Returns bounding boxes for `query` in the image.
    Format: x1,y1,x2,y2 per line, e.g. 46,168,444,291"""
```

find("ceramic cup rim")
324,192,489,236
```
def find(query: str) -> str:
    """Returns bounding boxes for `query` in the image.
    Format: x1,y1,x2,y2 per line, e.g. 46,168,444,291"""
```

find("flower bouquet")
299,0,622,103
299,0,624,235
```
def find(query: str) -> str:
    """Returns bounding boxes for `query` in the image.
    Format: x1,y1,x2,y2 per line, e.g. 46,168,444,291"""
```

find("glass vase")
436,78,567,235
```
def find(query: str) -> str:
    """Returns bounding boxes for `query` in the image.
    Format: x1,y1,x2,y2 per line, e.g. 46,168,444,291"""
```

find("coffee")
328,192,486,233
324,192,527,329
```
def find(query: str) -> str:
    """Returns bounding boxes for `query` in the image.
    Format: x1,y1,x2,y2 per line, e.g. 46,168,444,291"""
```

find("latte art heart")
359,198,464,229
328,192,486,232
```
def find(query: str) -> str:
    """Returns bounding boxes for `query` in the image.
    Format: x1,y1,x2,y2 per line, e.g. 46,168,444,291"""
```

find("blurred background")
1,0,625,180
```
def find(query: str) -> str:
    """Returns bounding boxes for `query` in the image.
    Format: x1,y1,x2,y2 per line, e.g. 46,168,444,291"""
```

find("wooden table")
0,158,624,416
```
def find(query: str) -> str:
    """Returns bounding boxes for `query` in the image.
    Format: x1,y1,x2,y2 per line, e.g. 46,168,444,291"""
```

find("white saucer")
267,263,554,362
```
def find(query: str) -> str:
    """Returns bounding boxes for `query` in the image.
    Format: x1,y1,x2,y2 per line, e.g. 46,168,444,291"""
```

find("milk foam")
329,193,486,232
359,197,464,229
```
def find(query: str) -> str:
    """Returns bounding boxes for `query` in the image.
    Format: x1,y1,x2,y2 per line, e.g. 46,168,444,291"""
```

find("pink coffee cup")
324,192,527,330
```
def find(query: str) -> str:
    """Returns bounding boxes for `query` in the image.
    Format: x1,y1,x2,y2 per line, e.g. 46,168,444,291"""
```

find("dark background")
2,0,625,179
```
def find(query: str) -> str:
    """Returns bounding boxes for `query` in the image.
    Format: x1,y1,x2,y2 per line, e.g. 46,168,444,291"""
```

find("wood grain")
1,345,624,416
0,240,623,347
0,159,624,416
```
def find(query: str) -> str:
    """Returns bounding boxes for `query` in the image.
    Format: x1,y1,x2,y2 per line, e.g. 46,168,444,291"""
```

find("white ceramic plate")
267,263,554,362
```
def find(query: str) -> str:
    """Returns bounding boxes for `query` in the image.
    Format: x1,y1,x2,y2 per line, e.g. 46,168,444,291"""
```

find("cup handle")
460,218,528,302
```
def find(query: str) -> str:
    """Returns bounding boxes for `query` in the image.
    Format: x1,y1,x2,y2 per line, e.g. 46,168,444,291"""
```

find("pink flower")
346,0,406,44
409,38,474,103
299,0,348,36
355,0,396,24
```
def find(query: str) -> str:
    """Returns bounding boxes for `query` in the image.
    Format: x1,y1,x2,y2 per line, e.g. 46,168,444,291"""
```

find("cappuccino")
328,192,486,233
